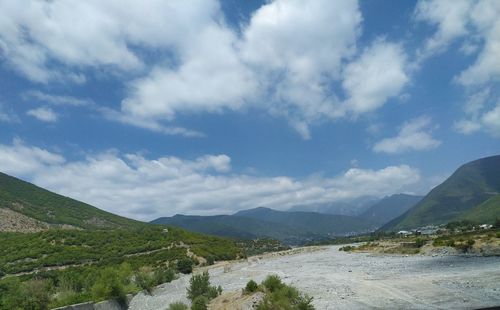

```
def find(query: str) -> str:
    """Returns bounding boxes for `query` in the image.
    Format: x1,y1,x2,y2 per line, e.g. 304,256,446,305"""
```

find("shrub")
206,256,215,266
177,258,194,274
257,275,314,310
186,271,221,302
191,296,209,310
154,267,176,284
414,238,426,248
135,268,156,293
91,268,126,302
167,302,189,310
262,275,284,293
339,245,355,251
245,280,258,293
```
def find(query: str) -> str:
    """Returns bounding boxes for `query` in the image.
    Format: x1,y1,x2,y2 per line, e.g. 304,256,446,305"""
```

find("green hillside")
455,195,500,224
382,155,500,230
153,207,376,244
0,172,146,230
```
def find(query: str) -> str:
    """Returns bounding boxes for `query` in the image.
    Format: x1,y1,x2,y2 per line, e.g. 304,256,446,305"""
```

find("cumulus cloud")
27,107,58,122
415,0,500,86
0,0,410,138
0,0,222,82
342,40,409,114
453,88,500,137
373,116,441,154
414,0,473,58
0,140,421,220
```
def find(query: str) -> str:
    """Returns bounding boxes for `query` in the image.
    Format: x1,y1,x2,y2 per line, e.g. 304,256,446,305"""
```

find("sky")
0,0,499,221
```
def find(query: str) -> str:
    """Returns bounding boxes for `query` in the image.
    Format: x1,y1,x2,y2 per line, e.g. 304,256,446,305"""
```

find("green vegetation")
0,227,242,309
167,302,189,310
0,172,146,230
186,271,222,302
245,279,258,293
152,207,375,245
383,155,500,230
237,238,290,256
177,258,194,275
455,195,500,224
257,275,314,310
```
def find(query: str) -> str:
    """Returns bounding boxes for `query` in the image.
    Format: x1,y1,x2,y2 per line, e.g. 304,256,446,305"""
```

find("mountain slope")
234,207,375,235
360,194,423,225
151,214,303,241
455,195,500,224
288,196,379,216
153,207,376,244
382,155,500,230
0,172,146,231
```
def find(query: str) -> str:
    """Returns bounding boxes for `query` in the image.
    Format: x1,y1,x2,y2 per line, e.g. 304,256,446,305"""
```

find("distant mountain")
360,194,423,225
152,207,376,244
382,155,500,230
0,172,146,232
288,196,380,216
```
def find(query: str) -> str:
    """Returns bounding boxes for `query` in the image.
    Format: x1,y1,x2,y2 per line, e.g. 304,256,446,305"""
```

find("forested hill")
382,155,500,230
0,172,146,231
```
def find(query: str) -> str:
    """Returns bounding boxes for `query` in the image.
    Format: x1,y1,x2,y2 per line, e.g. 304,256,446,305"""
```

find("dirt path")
129,245,500,310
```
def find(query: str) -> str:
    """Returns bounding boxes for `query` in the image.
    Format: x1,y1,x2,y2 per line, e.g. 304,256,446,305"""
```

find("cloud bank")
0,140,421,221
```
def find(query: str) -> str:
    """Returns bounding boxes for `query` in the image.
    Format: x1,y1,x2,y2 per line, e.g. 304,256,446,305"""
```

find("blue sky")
0,0,499,220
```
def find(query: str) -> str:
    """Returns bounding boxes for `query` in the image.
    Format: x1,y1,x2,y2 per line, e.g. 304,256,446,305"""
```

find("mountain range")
382,155,500,230
1,154,498,240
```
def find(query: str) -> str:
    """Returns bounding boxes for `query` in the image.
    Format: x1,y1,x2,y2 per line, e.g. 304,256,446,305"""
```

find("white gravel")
128,246,500,310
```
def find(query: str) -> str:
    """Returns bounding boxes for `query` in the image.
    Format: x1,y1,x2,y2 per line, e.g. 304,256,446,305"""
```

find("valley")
130,245,500,309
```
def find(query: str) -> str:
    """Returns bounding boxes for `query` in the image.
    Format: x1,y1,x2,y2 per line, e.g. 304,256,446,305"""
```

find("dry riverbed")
129,245,500,310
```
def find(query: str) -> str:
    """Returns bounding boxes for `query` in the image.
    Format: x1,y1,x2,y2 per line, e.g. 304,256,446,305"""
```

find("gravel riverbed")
129,245,500,309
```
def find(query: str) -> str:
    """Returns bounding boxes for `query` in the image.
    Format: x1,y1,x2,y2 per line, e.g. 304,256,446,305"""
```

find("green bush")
177,258,194,274
154,267,176,285
245,279,258,293
167,302,189,310
262,275,284,293
91,268,127,302
414,238,426,248
257,275,314,310
191,296,209,310
339,245,355,251
186,271,221,302
135,268,156,293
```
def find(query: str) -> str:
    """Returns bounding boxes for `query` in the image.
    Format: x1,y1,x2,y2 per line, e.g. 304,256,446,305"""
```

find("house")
397,230,412,237
479,224,493,230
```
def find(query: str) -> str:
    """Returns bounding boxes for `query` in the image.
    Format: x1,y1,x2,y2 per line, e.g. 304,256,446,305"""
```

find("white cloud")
414,0,472,58
373,116,441,154
23,91,94,107
342,40,409,114
481,104,500,137
0,0,411,137
415,0,500,85
121,0,363,138
453,88,500,138
0,139,65,176
0,0,220,82
456,1,500,86
27,107,58,122
0,140,421,220
0,103,19,123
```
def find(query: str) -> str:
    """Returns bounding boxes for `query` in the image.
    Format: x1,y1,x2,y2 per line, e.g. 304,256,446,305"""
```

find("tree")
186,271,221,302
177,258,194,274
